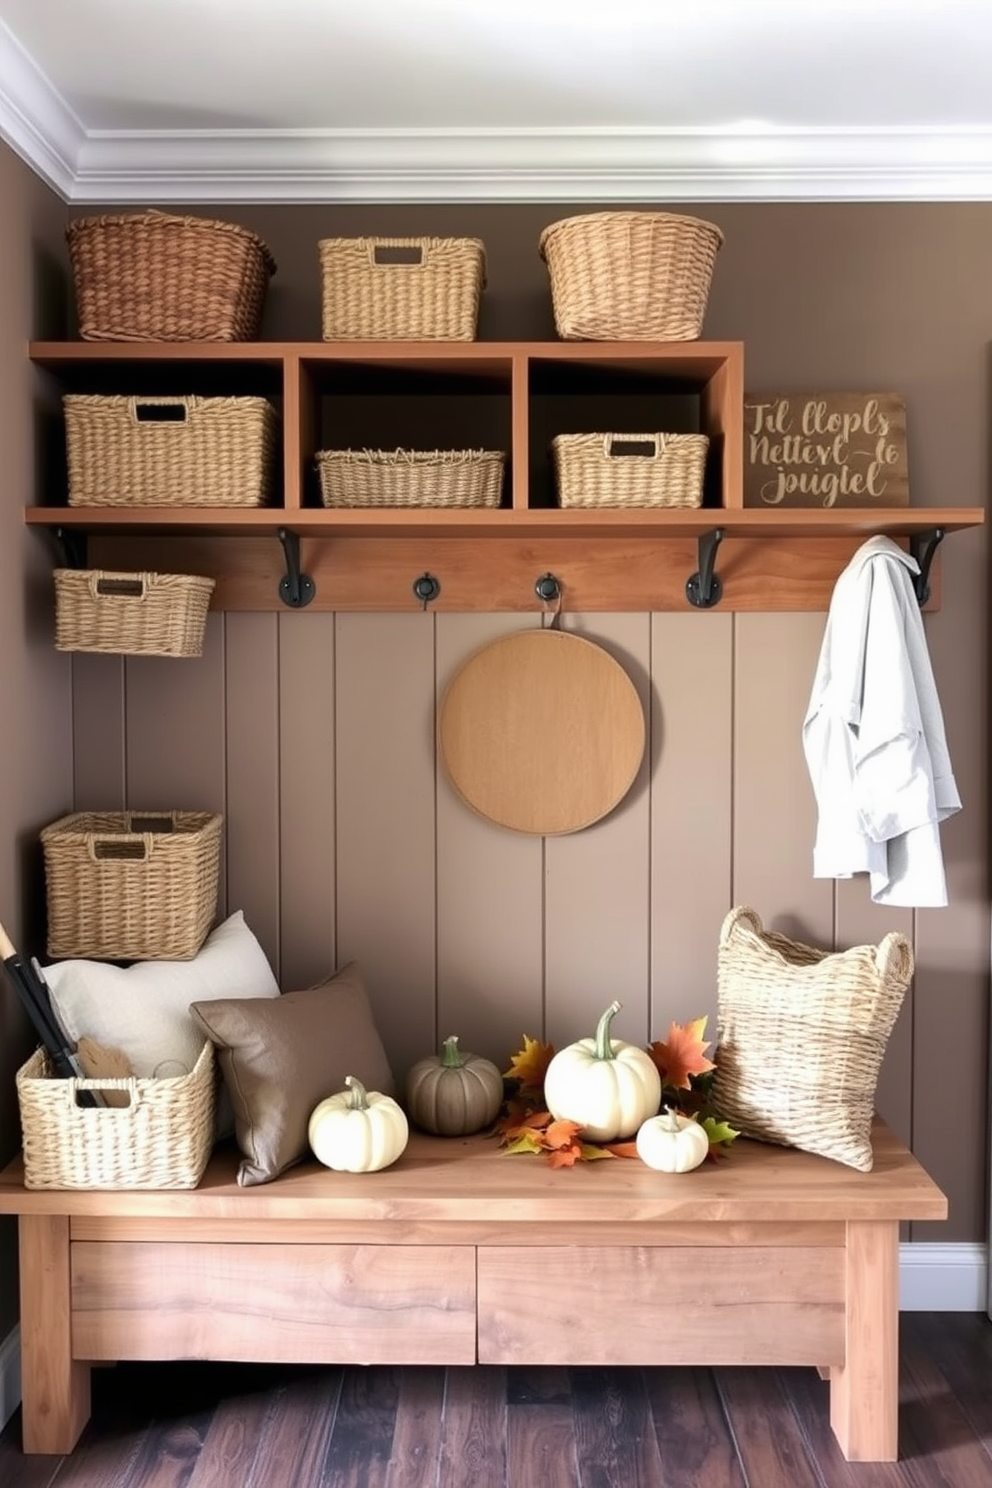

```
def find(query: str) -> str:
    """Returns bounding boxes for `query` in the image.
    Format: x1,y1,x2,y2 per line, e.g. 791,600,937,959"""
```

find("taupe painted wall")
61,199,991,1245
0,143,72,1338
0,188,984,1359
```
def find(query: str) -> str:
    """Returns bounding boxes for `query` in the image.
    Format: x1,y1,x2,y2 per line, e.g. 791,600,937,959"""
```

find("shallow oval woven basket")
539,211,724,342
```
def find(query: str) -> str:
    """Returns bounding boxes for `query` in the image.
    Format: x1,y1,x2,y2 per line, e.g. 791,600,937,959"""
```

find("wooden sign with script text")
744,393,908,509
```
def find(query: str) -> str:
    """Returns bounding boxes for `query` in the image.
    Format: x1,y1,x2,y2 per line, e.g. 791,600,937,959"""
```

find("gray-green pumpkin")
405,1035,503,1136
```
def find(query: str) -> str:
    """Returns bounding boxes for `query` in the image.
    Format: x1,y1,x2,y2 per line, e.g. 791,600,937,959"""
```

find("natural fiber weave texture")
713,906,913,1171
539,211,724,342
319,236,485,340
66,210,276,342
317,448,504,508
17,1041,216,1189
41,810,223,962
64,394,278,508
54,569,215,657
552,432,707,508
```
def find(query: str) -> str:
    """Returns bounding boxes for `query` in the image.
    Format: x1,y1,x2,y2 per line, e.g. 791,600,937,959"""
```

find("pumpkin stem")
440,1035,465,1069
593,1000,623,1061
344,1075,369,1110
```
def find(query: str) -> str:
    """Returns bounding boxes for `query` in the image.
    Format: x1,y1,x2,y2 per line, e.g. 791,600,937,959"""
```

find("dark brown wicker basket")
66,210,276,342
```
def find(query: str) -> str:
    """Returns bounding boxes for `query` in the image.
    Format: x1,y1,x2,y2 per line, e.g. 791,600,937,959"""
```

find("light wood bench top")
0,1120,948,1225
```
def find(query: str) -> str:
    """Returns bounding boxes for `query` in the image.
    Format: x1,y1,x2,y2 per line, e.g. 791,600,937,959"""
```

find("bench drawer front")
477,1245,845,1366
72,1242,476,1365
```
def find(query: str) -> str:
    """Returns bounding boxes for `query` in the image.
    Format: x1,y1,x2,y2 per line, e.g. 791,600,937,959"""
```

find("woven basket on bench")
539,211,724,342
41,810,223,961
552,432,708,508
66,210,276,342
319,236,486,341
17,1041,216,1190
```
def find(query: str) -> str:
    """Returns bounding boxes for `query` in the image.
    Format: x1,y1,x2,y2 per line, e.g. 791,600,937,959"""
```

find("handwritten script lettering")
743,394,908,509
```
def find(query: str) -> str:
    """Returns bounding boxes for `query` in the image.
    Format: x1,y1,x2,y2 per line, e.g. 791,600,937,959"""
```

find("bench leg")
829,1219,899,1462
18,1214,91,1454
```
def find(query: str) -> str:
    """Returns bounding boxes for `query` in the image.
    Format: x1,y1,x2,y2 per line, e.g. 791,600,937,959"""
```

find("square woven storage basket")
318,236,486,341
63,394,278,508
41,810,223,961
66,210,276,342
539,211,724,342
54,569,215,657
316,447,505,508
17,1041,216,1190
552,432,708,508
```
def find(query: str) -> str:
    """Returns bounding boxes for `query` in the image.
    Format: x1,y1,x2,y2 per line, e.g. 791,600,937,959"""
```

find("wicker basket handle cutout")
129,396,190,426
88,814,178,863
606,434,665,461
92,574,147,601
370,242,427,268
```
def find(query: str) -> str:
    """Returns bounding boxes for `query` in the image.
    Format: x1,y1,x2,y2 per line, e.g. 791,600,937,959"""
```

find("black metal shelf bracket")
54,527,87,570
277,529,315,608
685,528,725,609
909,527,945,607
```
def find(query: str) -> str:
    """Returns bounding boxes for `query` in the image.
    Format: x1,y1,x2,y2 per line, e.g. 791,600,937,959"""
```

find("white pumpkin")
636,1107,710,1173
308,1075,409,1173
543,1000,661,1143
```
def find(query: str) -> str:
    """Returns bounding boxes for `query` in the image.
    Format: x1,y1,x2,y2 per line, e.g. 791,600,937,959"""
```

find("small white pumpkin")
543,1000,661,1143
308,1075,409,1173
636,1107,710,1173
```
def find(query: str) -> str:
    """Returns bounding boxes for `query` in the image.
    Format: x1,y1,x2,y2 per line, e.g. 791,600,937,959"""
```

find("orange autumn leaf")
602,1140,640,1159
503,1034,555,1092
546,1140,584,1168
648,1016,716,1091
543,1118,583,1151
496,1107,552,1142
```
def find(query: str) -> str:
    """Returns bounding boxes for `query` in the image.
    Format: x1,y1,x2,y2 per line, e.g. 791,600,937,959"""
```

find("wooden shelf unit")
26,340,984,612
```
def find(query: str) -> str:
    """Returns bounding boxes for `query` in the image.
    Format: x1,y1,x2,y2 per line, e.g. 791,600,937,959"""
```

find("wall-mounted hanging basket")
54,569,215,658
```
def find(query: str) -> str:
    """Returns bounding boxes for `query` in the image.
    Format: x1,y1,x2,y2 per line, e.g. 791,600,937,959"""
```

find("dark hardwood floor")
2,1313,992,1487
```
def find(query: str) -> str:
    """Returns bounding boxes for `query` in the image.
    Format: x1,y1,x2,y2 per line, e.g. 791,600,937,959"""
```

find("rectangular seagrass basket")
552,432,708,508
54,569,215,657
63,394,278,508
41,810,223,961
316,447,505,508
539,211,724,342
66,210,276,342
17,1041,216,1190
319,236,486,340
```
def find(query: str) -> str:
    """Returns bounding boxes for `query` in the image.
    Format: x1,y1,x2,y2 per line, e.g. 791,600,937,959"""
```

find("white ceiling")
1,0,991,203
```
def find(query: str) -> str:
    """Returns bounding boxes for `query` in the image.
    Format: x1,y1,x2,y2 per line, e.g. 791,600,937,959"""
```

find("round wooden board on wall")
438,628,645,836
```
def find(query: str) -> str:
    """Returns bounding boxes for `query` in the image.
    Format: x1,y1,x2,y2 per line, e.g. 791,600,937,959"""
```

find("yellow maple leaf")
503,1034,555,1092
648,1016,716,1091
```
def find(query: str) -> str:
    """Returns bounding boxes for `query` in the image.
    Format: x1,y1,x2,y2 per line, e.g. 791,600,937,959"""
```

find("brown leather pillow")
190,960,395,1186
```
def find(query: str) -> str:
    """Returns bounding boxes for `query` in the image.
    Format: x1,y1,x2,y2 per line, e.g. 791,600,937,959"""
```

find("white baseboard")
0,1324,20,1435
899,1242,988,1312
0,1244,986,1433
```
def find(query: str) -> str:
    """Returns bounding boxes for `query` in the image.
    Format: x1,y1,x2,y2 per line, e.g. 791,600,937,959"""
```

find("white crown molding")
3,18,992,205
70,126,992,204
0,21,83,200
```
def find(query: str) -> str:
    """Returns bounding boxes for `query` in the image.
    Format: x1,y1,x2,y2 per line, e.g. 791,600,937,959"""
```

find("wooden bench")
0,1120,947,1463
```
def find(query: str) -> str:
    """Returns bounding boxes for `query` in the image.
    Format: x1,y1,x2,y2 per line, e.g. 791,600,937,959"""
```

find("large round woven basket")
539,211,724,342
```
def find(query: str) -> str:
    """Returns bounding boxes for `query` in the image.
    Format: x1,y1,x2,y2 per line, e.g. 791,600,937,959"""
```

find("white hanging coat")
802,535,961,907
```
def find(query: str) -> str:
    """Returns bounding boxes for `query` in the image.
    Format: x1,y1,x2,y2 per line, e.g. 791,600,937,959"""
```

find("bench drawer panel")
477,1245,845,1366
72,1242,476,1364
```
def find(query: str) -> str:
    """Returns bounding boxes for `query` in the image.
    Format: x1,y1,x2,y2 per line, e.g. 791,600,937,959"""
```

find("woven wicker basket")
17,1041,216,1189
539,212,724,342
54,569,215,657
552,432,708,509
64,394,278,508
41,810,223,961
713,906,914,1172
316,448,505,509
66,210,276,342
319,237,486,341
